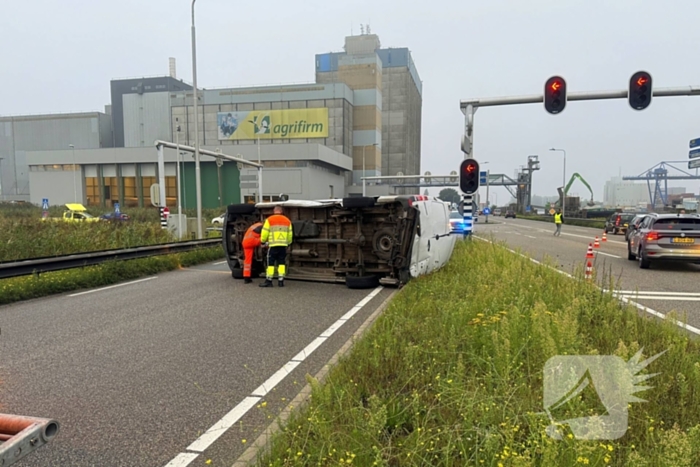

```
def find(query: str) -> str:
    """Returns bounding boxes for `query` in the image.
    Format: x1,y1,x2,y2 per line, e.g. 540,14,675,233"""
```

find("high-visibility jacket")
261,214,293,247
242,222,263,248
554,213,563,224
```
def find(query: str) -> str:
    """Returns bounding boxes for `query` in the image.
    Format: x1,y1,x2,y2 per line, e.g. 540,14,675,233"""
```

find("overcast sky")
2,0,699,204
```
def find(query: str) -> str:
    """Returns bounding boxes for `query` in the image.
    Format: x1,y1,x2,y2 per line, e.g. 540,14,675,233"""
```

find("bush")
0,246,224,305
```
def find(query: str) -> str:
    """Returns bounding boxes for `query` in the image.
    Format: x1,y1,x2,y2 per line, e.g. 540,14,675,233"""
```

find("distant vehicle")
212,213,226,224
449,211,467,233
505,210,516,219
627,213,700,269
494,209,502,216
605,212,636,235
42,203,100,222
99,212,131,222
624,215,645,241
222,196,457,288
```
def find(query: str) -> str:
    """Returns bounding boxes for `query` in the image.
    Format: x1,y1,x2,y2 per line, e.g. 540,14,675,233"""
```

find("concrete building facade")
0,112,113,201
5,33,422,208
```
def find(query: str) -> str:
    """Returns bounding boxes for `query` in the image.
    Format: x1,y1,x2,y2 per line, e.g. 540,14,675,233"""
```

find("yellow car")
42,203,101,222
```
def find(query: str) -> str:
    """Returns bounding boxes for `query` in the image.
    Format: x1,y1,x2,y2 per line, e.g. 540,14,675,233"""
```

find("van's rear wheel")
345,274,379,289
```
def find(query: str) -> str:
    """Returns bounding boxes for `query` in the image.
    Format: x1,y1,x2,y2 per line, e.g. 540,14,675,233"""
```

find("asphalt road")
475,217,700,330
0,260,393,466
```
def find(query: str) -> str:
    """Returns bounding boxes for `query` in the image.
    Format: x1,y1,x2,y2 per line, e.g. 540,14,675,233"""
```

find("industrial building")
1,32,423,208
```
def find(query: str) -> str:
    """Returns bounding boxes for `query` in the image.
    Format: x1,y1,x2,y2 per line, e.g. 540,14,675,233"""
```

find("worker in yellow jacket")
553,209,563,236
259,206,293,287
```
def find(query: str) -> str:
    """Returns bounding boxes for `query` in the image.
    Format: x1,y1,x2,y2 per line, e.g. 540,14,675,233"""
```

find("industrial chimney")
169,57,177,79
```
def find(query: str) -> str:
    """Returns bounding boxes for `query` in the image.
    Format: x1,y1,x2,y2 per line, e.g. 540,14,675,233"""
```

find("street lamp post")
549,148,566,218
191,0,203,239
69,144,77,203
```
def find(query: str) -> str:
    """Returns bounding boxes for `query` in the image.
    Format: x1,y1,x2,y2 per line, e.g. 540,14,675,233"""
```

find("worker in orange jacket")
242,222,263,283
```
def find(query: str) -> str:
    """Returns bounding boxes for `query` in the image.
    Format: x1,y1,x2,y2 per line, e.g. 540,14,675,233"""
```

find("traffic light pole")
459,85,700,228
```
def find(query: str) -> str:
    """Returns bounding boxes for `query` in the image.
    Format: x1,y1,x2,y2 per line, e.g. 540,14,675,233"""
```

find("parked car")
627,213,700,269
449,211,466,233
605,212,636,235
505,210,516,219
99,212,131,222
222,196,457,288
624,214,645,241
41,203,101,222
494,209,502,216
212,213,225,224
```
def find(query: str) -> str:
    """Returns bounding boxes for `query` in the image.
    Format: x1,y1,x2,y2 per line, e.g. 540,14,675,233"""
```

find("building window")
86,177,99,206
165,176,177,206
142,176,156,205
103,177,119,207
123,177,138,207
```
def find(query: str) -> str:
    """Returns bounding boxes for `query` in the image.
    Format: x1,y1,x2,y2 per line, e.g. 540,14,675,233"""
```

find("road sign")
479,171,487,184
150,184,160,206
526,206,531,213
689,159,700,170
42,198,49,210
483,207,491,215
549,209,556,215
691,138,700,149
114,202,120,214
690,148,700,159
163,206,170,218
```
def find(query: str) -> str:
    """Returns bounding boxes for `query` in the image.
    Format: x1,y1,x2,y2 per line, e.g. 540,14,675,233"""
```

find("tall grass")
0,204,226,261
254,239,700,467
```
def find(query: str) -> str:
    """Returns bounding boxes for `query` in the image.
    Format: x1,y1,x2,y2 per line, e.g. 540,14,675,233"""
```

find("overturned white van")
222,195,457,288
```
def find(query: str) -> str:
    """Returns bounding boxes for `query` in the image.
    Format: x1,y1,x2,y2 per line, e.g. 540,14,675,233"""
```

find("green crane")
555,173,595,207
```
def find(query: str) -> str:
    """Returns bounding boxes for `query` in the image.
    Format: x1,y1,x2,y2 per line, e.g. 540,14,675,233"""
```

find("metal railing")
0,239,221,280
0,414,59,466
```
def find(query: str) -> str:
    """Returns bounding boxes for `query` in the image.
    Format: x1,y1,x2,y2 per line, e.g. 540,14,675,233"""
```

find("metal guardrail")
0,414,59,466
0,239,222,279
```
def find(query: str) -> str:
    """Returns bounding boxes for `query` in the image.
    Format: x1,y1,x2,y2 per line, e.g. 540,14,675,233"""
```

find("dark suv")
605,212,636,235
505,210,516,219
627,213,700,268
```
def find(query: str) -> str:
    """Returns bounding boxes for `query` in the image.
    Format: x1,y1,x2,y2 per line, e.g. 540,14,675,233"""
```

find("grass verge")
253,239,700,467
0,246,224,306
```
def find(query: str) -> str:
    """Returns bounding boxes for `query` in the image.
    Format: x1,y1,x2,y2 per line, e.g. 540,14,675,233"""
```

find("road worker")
553,209,564,236
259,206,293,287
242,222,263,283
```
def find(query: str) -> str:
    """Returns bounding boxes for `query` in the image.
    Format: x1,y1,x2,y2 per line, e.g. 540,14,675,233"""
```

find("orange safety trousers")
242,223,262,278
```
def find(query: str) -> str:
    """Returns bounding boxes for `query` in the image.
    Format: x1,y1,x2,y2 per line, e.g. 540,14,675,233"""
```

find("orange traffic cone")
594,236,600,248
586,243,594,259
602,231,607,242
585,261,593,281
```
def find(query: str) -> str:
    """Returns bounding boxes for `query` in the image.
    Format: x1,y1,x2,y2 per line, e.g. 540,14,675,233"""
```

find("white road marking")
614,296,700,302
163,453,199,467
473,235,700,336
69,277,157,297
608,290,700,296
186,397,260,453
595,251,621,259
524,235,536,239
213,260,226,265
505,223,628,245
163,285,384,463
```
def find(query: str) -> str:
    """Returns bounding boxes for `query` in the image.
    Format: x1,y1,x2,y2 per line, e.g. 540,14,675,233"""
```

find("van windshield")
450,212,462,219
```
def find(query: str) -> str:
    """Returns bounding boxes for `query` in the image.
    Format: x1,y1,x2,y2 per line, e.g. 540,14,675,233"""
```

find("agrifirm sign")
217,108,328,140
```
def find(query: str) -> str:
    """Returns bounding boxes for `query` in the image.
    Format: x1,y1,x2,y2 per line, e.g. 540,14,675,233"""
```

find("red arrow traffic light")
629,71,652,110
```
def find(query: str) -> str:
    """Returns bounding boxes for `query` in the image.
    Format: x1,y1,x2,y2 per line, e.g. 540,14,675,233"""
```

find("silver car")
627,213,700,268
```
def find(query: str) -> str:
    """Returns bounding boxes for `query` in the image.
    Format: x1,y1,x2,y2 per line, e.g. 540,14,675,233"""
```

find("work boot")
278,279,284,287
259,279,273,288
244,278,252,284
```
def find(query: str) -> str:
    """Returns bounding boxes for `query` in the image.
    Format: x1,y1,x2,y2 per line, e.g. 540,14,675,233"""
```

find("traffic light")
544,76,567,114
629,71,652,110
459,158,480,194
